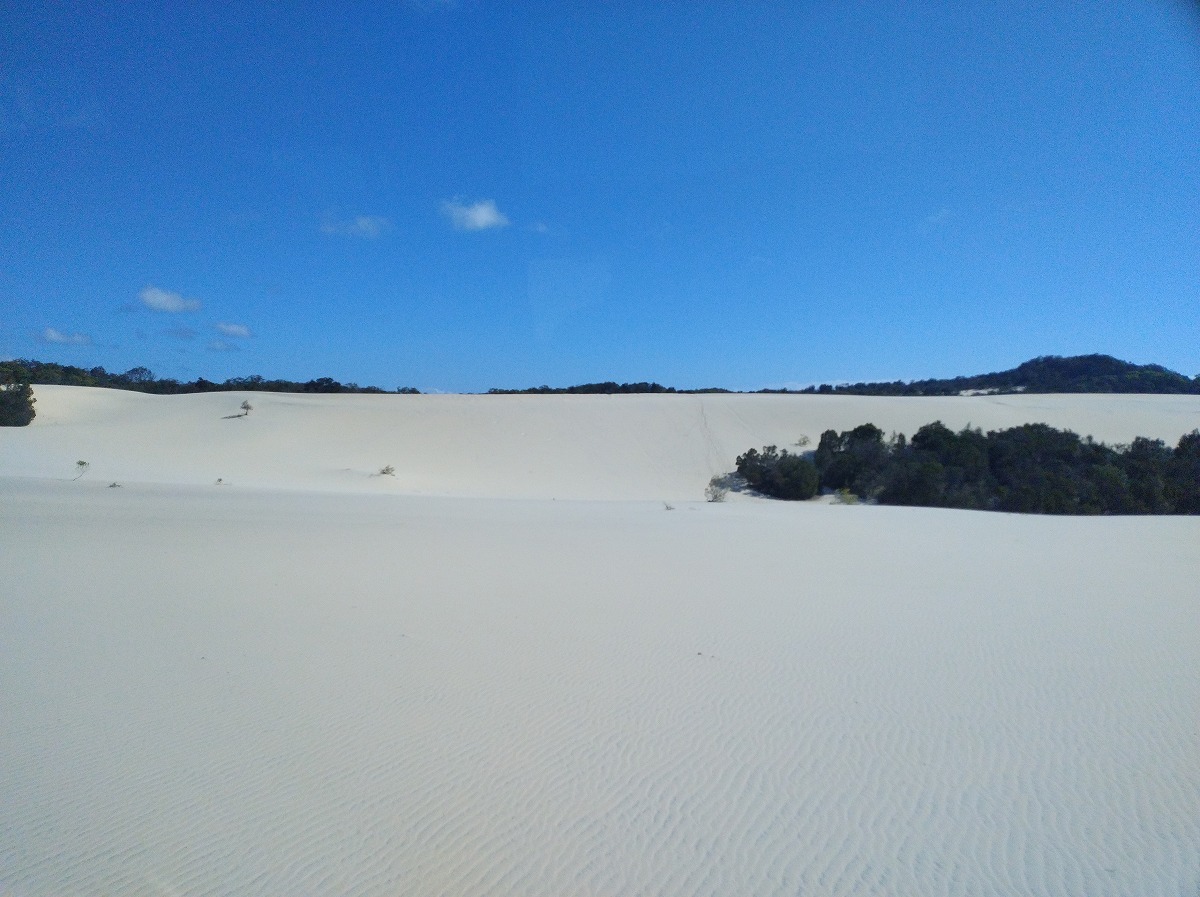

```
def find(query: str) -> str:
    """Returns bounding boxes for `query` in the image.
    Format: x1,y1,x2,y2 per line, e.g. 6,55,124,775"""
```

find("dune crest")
7,386,1200,499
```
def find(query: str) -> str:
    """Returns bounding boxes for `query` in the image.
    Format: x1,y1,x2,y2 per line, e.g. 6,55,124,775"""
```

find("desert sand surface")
2,386,1198,896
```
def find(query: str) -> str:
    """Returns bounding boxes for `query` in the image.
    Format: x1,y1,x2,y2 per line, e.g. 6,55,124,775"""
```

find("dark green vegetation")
0,359,419,398
734,445,821,499
0,381,36,426
764,354,1200,396
487,382,730,394
739,423,1200,514
489,381,674,394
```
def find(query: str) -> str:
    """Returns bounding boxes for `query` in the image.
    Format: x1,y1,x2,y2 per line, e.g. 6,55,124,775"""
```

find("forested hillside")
770,354,1200,396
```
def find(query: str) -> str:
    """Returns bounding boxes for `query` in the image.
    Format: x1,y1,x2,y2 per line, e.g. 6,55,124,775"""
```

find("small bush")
705,475,729,502
73,460,90,480
831,488,859,505
0,382,35,426
379,465,396,477
240,400,253,416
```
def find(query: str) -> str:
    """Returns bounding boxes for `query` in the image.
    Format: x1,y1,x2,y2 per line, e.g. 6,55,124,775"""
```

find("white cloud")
165,326,198,341
140,285,201,313
215,322,251,338
207,339,239,352
442,198,510,231
40,327,91,345
321,215,389,238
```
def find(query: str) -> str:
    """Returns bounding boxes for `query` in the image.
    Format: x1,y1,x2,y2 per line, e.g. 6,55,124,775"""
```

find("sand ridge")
6,385,1200,499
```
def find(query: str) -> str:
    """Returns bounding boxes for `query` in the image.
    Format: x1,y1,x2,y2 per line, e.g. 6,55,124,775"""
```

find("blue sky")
3,1,1198,392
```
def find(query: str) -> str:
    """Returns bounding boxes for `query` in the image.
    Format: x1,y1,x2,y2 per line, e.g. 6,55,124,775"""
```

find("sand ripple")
2,484,1198,895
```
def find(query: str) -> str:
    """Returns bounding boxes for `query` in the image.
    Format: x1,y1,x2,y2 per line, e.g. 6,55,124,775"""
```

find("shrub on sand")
705,476,729,502
0,381,35,426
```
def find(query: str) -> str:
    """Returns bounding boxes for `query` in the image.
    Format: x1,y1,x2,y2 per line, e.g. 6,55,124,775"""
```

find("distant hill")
769,355,1200,397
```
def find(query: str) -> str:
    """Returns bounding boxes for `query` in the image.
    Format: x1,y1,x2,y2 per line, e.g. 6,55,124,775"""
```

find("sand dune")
1,387,1198,896
8,385,1200,498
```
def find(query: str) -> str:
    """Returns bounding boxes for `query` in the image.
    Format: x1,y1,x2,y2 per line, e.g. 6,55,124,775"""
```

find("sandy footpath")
1,387,1198,896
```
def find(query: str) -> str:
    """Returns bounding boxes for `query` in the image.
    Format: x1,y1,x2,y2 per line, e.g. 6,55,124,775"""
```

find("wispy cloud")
140,285,201,313
39,327,91,345
207,339,240,352
442,198,510,231
924,206,951,226
165,326,198,341
215,322,251,338
321,215,389,238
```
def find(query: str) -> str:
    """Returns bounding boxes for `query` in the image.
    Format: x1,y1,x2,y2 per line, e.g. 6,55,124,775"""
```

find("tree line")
487,381,732,395
737,422,1200,514
6,354,1199,403
1,359,420,397
1,360,426,425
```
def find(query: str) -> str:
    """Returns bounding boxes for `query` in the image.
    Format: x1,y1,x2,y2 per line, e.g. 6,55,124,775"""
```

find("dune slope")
2,388,1198,896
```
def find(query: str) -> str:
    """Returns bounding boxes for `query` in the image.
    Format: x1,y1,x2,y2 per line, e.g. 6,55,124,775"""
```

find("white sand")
9,386,1200,499
2,387,1198,896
